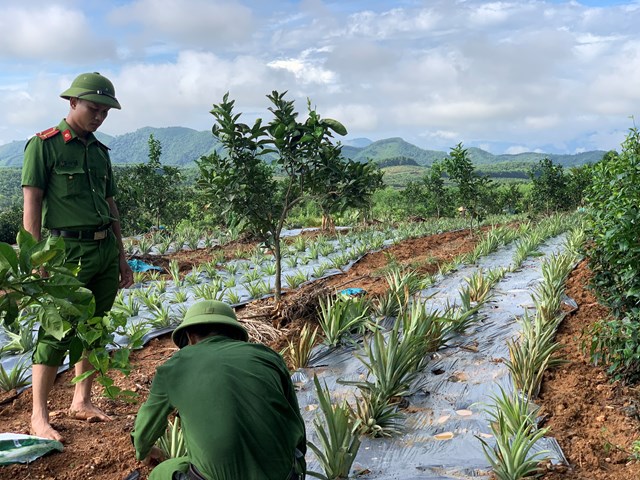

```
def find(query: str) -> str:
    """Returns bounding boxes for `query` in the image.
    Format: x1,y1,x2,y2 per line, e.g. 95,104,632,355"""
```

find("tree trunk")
273,236,282,302
321,213,335,232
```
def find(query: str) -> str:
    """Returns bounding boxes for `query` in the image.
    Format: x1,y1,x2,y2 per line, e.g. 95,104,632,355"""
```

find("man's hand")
119,257,134,289
142,446,166,467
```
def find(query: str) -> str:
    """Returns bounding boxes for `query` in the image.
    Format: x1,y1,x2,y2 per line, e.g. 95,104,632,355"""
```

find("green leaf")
321,118,348,136
68,337,84,366
0,292,20,327
39,305,67,341
0,242,19,274
71,369,96,384
16,228,37,251
30,249,59,267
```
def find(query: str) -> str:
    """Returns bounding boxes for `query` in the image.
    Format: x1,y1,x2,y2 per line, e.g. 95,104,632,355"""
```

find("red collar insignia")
62,129,73,143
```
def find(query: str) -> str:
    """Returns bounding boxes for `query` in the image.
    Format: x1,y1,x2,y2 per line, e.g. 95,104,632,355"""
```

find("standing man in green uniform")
21,72,134,442
132,300,307,480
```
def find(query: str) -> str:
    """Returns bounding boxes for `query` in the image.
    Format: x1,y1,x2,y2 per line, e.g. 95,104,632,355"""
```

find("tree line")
1,92,596,247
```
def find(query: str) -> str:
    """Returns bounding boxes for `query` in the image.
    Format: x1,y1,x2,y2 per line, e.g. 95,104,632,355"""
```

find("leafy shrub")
585,128,640,382
0,204,22,244
586,129,640,317
584,316,640,383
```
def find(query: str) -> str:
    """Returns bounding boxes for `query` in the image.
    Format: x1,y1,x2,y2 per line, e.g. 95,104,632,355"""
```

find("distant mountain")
0,127,606,168
343,137,373,148
0,139,27,167
493,150,607,167
346,137,445,166
0,127,220,167
107,126,219,166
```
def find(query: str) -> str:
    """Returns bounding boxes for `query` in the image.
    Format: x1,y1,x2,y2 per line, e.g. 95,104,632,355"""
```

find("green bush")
586,128,640,382
586,129,640,316
584,316,640,383
0,204,22,244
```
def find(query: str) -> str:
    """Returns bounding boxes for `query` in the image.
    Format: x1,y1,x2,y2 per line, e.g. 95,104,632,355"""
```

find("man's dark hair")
185,323,245,342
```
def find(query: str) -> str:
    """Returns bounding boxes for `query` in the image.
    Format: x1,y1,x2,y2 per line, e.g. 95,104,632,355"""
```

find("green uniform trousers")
32,232,120,366
149,458,302,480
149,457,190,480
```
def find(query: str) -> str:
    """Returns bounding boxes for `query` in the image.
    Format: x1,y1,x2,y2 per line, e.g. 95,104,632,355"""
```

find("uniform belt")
50,225,111,241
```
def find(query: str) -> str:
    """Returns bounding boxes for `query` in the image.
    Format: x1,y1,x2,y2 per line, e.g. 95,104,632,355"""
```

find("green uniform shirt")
21,119,116,230
132,336,306,480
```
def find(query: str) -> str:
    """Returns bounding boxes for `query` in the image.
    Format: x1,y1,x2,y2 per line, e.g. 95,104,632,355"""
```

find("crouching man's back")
131,301,306,480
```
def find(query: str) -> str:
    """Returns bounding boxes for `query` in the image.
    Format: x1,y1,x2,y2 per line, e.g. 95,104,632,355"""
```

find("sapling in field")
223,275,237,288
0,321,36,356
112,294,141,317
478,403,549,480
148,270,161,282
197,90,379,301
284,270,309,289
318,295,371,347
352,389,405,438
282,324,319,370
506,311,564,399
341,321,426,402
225,290,242,305
136,236,153,255
169,259,182,287
312,263,329,279
307,376,361,480
171,290,189,304
261,261,277,276
0,359,31,392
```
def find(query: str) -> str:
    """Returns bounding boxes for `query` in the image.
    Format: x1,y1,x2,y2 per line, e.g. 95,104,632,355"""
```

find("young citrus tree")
116,134,187,234
443,143,493,228
402,160,452,218
316,159,384,230
1,230,138,398
197,91,356,301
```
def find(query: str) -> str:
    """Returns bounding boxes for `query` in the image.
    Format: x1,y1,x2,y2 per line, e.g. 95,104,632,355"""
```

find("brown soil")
538,259,640,479
1,229,639,479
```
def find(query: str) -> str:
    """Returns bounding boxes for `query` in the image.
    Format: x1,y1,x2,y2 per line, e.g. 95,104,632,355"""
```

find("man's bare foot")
31,417,64,443
68,404,112,423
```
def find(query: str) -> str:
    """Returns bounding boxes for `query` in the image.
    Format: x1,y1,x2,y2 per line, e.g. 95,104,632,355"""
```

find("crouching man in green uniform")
132,300,307,480
21,72,134,442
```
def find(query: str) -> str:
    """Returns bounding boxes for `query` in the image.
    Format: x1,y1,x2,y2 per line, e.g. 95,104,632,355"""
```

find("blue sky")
1,0,639,154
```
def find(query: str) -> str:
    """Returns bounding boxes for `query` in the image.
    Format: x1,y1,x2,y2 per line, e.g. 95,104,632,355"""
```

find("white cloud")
0,6,115,61
110,0,255,47
111,51,274,134
424,130,461,141
471,2,514,26
3,0,640,154
268,48,337,85
323,104,379,132
505,145,532,155
347,7,440,39
524,115,561,130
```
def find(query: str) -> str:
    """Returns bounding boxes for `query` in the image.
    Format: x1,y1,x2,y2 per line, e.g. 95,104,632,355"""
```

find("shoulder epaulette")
35,127,60,140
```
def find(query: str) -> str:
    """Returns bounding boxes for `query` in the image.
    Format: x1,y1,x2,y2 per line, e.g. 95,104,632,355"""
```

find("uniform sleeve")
278,357,307,456
131,365,174,460
105,155,117,198
22,137,49,190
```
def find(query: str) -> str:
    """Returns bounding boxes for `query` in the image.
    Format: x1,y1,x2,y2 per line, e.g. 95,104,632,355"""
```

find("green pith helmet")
172,300,248,348
60,72,121,109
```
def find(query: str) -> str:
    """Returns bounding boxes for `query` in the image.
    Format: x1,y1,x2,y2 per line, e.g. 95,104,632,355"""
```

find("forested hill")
343,139,607,167
0,126,606,168
0,127,219,167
